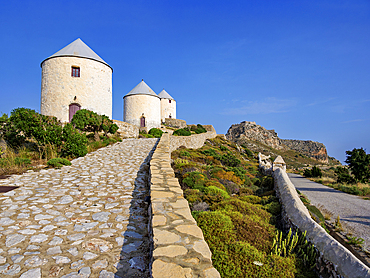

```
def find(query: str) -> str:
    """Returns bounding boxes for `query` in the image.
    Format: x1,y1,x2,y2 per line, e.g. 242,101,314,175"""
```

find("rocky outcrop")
226,121,286,150
226,121,329,163
282,139,328,163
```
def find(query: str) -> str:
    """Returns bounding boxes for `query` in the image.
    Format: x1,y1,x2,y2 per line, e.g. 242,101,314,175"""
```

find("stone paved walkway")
0,138,158,277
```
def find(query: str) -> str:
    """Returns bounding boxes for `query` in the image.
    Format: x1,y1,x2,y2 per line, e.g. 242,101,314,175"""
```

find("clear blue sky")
1,1,369,163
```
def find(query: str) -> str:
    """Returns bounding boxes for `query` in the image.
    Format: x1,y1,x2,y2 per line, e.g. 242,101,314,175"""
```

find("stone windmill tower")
40,38,113,122
158,89,176,122
123,80,161,130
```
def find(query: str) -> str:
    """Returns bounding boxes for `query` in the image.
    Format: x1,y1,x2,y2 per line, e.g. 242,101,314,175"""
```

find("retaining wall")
149,131,220,277
274,168,370,278
112,120,139,138
169,126,217,152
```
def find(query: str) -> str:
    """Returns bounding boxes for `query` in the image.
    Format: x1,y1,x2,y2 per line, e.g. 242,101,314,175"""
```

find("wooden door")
140,117,146,127
69,104,81,122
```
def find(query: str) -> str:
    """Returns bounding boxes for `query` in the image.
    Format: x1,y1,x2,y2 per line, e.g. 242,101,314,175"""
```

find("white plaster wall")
41,57,112,122
160,99,176,122
123,94,161,130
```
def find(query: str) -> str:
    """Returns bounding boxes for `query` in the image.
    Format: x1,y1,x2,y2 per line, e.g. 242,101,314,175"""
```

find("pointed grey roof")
274,155,286,164
158,89,174,100
124,80,159,98
41,38,111,69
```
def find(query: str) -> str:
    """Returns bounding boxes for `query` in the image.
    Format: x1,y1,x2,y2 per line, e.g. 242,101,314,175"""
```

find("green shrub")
184,189,203,204
71,109,118,141
61,123,88,158
14,157,31,166
173,127,191,136
335,167,355,184
194,211,235,246
304,166,322,178
213,198,270,223
179,150,191,157
201,148,218,157
240,195,262,204
204,186,230,199
263,201,281,215
2,108,63,150
148,128,163,138
182,171,207,190
220,153,241,167
190,124,207,134
220,145,228,151
47,158,72,168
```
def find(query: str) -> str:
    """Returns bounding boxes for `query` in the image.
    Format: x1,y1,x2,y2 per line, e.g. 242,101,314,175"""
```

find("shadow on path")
115,139,158,278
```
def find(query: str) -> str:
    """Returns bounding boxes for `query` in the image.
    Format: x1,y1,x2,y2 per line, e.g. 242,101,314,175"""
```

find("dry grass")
0,145,47,176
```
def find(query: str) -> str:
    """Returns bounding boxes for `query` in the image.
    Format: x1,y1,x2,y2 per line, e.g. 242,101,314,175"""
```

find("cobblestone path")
0,138,158,278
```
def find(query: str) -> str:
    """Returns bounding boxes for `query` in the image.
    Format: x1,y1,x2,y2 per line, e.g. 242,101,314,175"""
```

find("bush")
14,157,31,166
335,167,355,184
61,123,88,158
148,128,163,138
182,171,207,190
47,158,72,168
204,186,230,199
2,108,63,150
194,211,235,246
190,124,207,134
212,198,270,223
219,153,241,167
179,150,191,157
304,166,322,178
71,109,118,141
184,189,203,204
173,127,191,136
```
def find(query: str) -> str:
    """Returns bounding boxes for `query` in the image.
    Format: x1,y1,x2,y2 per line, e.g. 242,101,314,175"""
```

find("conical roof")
274,155,286,164
124,80,159,98
158,89,174,100
41,38,111,69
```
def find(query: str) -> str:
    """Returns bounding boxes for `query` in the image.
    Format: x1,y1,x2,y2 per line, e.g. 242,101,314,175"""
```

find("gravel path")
288,173,370,251
0,138,157,277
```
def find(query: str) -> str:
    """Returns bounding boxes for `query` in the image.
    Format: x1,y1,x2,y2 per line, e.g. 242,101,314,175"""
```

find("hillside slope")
226,121,340,168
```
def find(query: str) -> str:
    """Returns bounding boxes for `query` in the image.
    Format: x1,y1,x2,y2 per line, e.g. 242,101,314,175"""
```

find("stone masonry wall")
273,168,370,278
169,126,217,152
164,118,187,128
112,120,139,138
149,131,220,277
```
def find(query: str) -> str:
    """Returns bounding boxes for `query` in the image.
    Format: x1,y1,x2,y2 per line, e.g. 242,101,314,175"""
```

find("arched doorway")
69,103,81,122
140,116,146,127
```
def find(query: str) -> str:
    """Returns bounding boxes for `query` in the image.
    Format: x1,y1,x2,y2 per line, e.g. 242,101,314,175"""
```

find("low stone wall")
164,118,187,128
274,168,370,278
149,132,220,277
169,126,217,152
113,120,139,138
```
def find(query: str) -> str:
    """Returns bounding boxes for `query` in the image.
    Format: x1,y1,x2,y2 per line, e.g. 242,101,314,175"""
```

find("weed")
335,216,343,232
346,235,365,246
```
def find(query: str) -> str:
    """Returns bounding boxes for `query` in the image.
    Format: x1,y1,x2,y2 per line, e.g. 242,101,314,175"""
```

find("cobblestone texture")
0,138,157,277
149,133,220,278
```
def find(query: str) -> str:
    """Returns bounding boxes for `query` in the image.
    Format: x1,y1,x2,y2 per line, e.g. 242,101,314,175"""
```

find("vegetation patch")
0,108,120,176
171,137,318,277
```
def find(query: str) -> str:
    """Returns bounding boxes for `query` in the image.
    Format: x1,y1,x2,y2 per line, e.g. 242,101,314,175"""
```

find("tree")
334,167,355,184
303,166,322,178
71,109,118,141
1,108,63,150
345,148,370,183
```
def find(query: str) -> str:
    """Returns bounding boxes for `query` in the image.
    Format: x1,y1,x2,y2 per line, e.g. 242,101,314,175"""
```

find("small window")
169,100,171,103
71,66,80,77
